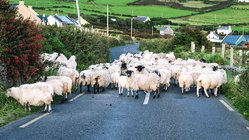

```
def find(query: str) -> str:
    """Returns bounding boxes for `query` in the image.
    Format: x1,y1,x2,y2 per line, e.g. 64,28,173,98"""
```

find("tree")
0,0,44,86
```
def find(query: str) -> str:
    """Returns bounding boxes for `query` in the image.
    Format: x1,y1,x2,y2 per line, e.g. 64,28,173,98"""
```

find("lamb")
6,82,54,112
178,71,194,94
196,70,227,97
111,71,120,89
117,72,134,97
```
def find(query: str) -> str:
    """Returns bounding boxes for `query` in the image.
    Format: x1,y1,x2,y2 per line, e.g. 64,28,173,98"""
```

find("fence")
190,41,249,68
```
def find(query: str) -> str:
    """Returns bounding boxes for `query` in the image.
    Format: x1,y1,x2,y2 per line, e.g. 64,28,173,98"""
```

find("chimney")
19,1,24,5
43,14,45,18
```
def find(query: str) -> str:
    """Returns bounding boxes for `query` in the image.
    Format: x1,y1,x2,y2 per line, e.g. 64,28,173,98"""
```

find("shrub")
0,0,44,86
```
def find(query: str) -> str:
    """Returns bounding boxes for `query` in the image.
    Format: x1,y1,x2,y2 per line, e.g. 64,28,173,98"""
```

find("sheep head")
126,70,134,78
135,65,145,72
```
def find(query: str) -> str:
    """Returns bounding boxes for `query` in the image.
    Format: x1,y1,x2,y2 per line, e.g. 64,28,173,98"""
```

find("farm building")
160,25,174,36
75,16,90,26
44,15,78,27
217,25,232,35
222,35,249,48
238,0,249,2
11,1,42,24
207,31,222,43
134,16,150,23
38,14,48,25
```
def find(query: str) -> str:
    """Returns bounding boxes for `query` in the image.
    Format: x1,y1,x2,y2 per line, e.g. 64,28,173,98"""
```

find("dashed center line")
19,113,50,128
143,93,150,105
219,99,234,112
69,93,84,102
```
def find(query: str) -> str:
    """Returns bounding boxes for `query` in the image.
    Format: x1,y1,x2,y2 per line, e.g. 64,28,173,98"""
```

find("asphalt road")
1,43,249,140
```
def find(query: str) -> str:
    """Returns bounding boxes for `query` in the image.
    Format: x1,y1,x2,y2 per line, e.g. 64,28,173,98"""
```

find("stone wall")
0,61,8,87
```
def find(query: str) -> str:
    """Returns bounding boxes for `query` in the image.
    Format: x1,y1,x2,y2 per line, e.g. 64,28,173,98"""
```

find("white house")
238,0,249,2
207,31,222,43
47,16,63,27
217,25,232,35
160,25,174,36
134,16,150,23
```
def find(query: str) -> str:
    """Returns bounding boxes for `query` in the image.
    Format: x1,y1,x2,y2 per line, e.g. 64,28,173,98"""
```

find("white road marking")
19,113,50,128
246,127,249,131
143,93,150,105
219,99,234,112
69,93,83,102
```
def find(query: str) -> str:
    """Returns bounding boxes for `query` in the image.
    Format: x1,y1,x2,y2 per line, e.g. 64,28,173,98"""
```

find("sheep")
128,70,160,99
165,52,176,63
55,53,67,66
91,69,111,94
234,74,241,84
79,69,94,93
111,71,120,89
66,55,77,70
196,70,227,97
45,76,73,100
6,82,54,112
178,71,194,94
58,66,79,84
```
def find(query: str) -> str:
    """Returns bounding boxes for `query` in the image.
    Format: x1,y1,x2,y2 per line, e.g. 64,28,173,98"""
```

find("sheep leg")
127,89,130,97
119,87,123,95
80,82,83,93
102,87,105,92
28,103,31,112
121,88,124,94
157,88,160,98
24,103,27,112
48,104,52,113
44,104,48,112
135,91,139,99
153,92,156,99
196,86,201,97
181,87,184,95
65,93,68,100
87,85,90,92
204,88,210,98
214,87,218,97
97,85,100,93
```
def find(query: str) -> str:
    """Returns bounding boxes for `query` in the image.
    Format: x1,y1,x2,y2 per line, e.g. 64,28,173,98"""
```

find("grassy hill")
10,0,197,18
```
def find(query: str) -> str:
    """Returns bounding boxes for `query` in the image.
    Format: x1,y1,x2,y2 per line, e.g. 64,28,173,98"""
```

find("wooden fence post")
221,43,225,58
230,47,234,67
239,50,243,67
201,45,205,53
191,42,195,53
212,47,216,55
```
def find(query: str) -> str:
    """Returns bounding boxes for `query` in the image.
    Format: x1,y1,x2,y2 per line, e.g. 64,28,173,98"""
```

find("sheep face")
135,65,145,72
126,70,134,78
153,70,161,77
121,62,127,69
6,88,12,97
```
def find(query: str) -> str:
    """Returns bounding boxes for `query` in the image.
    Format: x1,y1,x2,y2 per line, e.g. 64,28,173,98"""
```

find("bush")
41,26,123,70
0,0,44,86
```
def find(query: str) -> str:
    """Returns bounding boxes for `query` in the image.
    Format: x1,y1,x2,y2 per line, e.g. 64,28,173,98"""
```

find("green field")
170,6,249,25
10,0,197,18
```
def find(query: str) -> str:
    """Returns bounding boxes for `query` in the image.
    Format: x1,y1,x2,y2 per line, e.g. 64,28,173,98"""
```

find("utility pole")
107,4,109,36
152,26,154,36
131,10,133,38
76,0,81,26
243,26,245,35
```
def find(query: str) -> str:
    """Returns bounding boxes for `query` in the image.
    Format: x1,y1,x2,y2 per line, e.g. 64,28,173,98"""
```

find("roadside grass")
222,69,249,121
180,1,215,8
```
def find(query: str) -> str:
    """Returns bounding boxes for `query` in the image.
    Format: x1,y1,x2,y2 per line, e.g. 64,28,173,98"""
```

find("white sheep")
196,70,227,97
6,82,54,112
45,76,73,100
178,71,194,94
66,55,77,70
58,66,79,84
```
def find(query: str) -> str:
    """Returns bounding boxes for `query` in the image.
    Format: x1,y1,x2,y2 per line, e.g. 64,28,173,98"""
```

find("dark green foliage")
222,68,249,120
41,26,124,70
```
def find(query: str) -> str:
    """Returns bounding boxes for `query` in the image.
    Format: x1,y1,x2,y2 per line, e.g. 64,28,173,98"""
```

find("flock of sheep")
5,50,228,113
